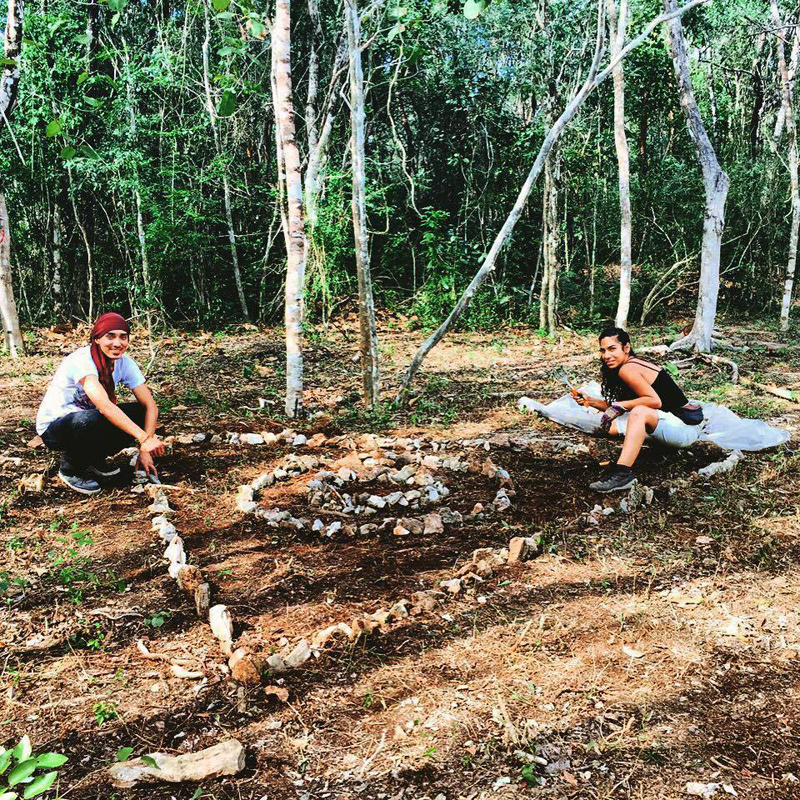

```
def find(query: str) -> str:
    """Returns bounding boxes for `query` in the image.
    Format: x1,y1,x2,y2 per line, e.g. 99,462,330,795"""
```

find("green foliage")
520,762,539,787
0,736,67,799
216,90,236,118
92,701,118,727
143,611,169,629
1,0,793,330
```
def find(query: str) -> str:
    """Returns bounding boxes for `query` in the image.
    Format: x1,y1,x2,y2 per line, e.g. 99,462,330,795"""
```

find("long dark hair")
599,326,634,404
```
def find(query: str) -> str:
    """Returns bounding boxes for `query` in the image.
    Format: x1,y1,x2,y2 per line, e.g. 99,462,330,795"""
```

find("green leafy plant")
92,702,118,727
520,762,538,787
143,611,169,629
0,735,67,799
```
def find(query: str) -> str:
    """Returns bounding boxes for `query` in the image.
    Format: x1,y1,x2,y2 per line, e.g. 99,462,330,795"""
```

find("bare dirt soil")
1,320,800,800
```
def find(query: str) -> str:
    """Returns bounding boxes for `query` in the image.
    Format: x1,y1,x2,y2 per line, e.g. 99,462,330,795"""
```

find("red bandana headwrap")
89,312,130,404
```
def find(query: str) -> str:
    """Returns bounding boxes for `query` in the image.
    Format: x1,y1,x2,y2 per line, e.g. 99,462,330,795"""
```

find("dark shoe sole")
88,464,121,477
58,472,102,495
591,477,638,493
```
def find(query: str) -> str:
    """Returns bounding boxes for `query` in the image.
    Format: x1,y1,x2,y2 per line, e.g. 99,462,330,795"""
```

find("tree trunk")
705,47,717,140
304,33,347,228
272,0,307,417
0,0,22,117
772,0,799,331
202,0,249,320
0,193,24,356
66,164,94,320
607,0,633,329
544,148,562,335
306,0,321,159
396,0,711,403
0,0,24,356
665,0,729,353
345,0,379,406
538,164,550,331
774,25,800,142
52,196,63,319
134,189,151,297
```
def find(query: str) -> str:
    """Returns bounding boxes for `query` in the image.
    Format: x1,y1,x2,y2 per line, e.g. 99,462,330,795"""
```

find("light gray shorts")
615,410,702,449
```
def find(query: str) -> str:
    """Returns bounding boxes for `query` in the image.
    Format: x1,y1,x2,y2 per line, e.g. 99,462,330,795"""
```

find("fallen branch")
740,376,799,404
88,609,143,621
137,639,170,661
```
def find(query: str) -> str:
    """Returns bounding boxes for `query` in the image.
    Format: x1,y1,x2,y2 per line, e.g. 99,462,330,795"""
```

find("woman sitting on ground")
573,326,703,493
36,312,165,495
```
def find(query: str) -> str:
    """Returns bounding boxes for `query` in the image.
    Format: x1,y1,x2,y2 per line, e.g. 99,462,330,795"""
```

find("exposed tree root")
694,352,739,383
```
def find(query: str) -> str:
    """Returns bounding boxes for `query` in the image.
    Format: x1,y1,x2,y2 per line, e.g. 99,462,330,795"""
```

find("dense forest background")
0,0,794,332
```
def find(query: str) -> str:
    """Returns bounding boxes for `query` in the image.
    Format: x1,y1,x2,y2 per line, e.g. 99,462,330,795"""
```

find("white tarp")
519,382,791,452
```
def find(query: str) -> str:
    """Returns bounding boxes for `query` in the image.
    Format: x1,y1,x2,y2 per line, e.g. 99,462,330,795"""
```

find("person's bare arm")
81,375,149,442
574,391,609,412
616,365,662,410
132,383,159,439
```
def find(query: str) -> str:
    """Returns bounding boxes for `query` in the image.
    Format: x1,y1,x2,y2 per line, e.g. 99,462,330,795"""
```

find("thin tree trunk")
0,193,23,356
52,196,63,319
0,0,22,116
706,46,717,140
545,149,561,335
607,0,633,329
772,0,799,331
346,0,379,406
202,0,249,319
134,190,149,294
304,32,348,228
774,25,800,142
396,0,711,403
306,0,321,159
665,0,729,353
122,46,154,334
66,164,93,319
272,0,307,417
221,177,247,317
0,0,24,356
538,162,550,331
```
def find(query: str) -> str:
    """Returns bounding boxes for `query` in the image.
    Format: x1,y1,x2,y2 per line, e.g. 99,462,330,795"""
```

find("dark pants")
41,402,146,476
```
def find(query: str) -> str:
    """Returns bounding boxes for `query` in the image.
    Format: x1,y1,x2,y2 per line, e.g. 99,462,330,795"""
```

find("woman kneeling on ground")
36,312,165,495
573,326,703,493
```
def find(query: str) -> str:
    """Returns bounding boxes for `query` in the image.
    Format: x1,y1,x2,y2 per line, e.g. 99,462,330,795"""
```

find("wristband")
600,402,626,431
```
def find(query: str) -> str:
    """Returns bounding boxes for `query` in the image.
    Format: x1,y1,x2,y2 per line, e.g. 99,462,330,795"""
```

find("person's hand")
600,402,626,431
139,435,165,457
136,449,159,480
572,390,596,409
571,389,586,406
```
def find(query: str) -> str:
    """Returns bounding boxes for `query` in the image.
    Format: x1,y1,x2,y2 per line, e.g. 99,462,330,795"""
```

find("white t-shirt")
36,346,146,434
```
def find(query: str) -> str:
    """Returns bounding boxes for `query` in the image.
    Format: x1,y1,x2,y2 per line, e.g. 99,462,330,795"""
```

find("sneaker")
58,471,102,496
590,467,637,493
88,459,121,478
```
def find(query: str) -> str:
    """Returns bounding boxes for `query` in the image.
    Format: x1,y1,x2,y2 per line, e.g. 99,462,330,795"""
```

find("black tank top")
617,360,689,413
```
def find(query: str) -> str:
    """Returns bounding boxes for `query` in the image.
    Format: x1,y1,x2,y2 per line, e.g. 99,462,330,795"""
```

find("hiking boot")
590,467,637,493
58,471,102,496
88,458,121,478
